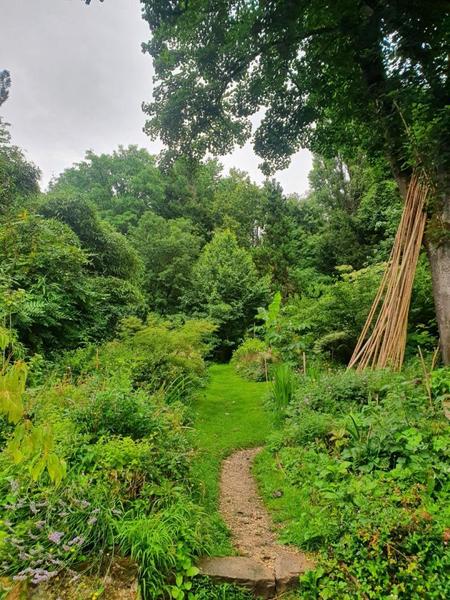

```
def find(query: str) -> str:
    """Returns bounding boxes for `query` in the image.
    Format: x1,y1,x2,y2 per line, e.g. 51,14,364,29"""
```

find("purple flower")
35,521,46,529
29,501,38,515
79,500,90,508
32,570,56,584
68,536,85,547
13,574,27,582
48,531,64,544
88,517,97,525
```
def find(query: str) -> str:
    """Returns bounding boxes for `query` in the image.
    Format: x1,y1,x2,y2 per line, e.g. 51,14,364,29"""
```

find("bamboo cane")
348,172,429,372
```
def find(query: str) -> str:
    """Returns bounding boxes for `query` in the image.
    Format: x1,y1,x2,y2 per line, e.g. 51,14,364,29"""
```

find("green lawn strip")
253,448,322,549
191,363,272,555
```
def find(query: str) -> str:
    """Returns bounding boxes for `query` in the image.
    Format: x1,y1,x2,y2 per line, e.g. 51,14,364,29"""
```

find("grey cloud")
0,0,311,193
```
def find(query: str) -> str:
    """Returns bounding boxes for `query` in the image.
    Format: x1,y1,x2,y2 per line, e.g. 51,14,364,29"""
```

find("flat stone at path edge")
274,550,316,595
199,557,276,599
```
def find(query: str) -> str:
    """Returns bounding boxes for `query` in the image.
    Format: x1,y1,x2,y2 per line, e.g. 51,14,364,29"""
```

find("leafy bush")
282,408,335,446
231,338,277,381
292,368,393,414
0,214,88,351
56,315,216,397
431,366,450,402
90,434,191,492
0,212,145,352
71,388,171,440
269,261,438,367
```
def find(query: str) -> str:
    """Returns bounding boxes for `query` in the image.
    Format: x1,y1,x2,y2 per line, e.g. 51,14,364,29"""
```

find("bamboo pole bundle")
348,172,429,371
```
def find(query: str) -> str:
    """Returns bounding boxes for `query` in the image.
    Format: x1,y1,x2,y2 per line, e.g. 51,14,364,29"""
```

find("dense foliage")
139,0,450,364
257,365,450,598
1,107,446,597
0,317,216,599
2,5,449,594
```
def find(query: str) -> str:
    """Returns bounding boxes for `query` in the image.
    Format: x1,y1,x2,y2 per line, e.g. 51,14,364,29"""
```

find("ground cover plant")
255,364,450,598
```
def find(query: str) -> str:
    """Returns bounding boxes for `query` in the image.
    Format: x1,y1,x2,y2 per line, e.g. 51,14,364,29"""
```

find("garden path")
194,364,313,597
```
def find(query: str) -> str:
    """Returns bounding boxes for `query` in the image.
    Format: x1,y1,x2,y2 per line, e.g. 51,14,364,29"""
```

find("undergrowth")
0,316,220,599
256,363,450,598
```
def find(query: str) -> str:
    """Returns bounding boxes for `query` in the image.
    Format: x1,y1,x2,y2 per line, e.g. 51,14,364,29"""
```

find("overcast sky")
0,0,312,194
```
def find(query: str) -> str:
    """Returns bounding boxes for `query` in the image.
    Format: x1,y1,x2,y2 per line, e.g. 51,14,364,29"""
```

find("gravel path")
219,447,311,573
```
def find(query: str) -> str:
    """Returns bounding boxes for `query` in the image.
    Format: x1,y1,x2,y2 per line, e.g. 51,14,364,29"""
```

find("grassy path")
191,363,271,554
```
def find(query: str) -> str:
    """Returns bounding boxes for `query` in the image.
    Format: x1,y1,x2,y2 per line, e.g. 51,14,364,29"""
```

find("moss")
426,213,450,247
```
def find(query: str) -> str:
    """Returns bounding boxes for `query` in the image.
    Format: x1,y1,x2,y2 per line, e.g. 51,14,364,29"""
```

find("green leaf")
30,457,46,481
47,453,66,484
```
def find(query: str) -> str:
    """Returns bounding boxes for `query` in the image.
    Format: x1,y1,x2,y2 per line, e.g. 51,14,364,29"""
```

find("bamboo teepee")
348,172,430,371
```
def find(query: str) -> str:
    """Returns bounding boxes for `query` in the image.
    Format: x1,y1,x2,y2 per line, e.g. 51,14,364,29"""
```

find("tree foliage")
0,70,11,107
131,211,201,313
141,0,449,182
39,195,142,281
186,229,269,356
50,146,165,232
0,120,40,213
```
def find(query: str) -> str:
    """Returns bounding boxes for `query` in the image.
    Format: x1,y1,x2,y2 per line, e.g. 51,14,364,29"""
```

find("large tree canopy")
141,1,449,185
50,146,165,232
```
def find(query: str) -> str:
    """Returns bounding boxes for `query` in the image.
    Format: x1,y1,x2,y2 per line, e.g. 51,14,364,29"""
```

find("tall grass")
270,363,298,418
117,501,207,599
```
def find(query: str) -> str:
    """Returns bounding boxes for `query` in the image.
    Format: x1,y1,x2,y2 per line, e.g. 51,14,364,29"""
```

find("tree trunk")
426,193,450,365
